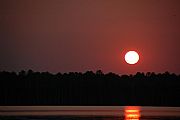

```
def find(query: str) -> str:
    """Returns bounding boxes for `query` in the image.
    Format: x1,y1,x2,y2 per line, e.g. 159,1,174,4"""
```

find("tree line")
0,70,180,106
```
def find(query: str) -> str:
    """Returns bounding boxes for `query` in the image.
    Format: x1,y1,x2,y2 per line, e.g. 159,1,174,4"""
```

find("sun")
125,51,139,65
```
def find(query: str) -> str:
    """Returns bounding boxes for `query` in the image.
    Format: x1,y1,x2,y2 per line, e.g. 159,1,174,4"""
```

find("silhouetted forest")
0,70,180,106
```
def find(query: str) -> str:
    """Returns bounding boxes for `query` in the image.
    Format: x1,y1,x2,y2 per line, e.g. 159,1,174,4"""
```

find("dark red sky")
1,0,180,74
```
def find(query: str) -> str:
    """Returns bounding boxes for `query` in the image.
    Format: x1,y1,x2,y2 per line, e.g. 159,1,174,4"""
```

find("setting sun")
125,51,139,65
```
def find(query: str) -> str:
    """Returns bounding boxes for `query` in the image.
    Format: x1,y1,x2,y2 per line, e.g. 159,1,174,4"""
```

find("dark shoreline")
0,70,180,106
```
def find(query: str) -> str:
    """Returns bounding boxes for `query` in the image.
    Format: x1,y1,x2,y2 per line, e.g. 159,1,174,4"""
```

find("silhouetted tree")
0,70,180,106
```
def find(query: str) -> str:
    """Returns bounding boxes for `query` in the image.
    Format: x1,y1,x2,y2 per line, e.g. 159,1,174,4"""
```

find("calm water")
1,106,180,120
1,116,180,120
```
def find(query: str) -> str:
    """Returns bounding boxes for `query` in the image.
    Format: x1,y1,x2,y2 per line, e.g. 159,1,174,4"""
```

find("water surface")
1,106,180,120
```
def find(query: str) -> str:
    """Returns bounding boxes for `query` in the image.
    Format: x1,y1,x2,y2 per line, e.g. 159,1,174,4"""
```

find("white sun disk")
125,51,139,64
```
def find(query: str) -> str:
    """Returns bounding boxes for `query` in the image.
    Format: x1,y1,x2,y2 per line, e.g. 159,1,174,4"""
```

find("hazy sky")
1,0,180,74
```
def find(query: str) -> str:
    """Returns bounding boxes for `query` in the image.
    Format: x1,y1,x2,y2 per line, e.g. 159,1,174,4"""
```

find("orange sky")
0,0,180,74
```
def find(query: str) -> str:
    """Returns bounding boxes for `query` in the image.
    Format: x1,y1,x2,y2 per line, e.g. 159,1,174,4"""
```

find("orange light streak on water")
125,106,141,120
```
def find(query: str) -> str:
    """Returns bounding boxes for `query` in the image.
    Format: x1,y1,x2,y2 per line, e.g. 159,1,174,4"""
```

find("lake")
1,106,180,120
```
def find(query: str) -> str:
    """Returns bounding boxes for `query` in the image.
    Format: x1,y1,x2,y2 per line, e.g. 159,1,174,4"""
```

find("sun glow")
125,51,139,64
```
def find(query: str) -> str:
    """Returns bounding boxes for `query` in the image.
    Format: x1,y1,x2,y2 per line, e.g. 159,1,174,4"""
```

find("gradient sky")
1,0,180,74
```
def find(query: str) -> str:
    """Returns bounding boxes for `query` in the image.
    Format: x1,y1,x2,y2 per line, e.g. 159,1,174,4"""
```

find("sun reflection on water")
125,106,141,120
